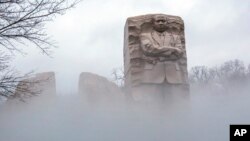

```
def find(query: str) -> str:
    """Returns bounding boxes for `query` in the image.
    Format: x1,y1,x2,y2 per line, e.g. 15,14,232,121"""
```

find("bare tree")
0,0,80,55
0,0,80,99
189,66,214,84
189,59,250,95
0,52,51,101
218,59,246,83
111,67,124,88
190,60,248,84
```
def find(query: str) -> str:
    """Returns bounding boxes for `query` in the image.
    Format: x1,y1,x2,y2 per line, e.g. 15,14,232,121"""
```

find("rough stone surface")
123,14,189,102
78,72,124,104
6,72,56,104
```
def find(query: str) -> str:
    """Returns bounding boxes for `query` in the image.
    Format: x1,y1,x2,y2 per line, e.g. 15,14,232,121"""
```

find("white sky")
12,0,250,94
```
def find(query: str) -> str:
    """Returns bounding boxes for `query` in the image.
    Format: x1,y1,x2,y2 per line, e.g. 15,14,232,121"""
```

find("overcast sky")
12,0,250,94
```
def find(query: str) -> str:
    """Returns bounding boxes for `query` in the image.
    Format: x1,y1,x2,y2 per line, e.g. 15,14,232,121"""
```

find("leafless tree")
189,66,214,84
111,67,124,88
0,0,80,55
190,60,248,84
217,59,247,84
0,0,80,100
189,59,250,95
0,52,52,101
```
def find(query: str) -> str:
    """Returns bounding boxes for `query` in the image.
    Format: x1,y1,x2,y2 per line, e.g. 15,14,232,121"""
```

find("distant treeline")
189,59,250,84
189,59,250,94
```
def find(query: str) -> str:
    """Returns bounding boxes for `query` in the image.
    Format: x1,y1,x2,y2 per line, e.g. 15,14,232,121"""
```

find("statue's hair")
151,14,169,24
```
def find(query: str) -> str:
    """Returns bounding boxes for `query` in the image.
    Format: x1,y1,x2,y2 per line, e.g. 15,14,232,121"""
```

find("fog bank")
0,84,250,141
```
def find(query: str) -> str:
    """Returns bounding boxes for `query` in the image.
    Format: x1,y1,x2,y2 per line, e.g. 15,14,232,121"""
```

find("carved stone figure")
124,14,189,103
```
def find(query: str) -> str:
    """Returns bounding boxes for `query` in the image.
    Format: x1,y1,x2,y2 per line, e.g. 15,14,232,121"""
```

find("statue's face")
152,16,168,33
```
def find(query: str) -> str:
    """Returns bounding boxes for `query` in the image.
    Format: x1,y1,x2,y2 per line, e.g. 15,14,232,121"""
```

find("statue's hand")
173,48,183,55
161,50,172,56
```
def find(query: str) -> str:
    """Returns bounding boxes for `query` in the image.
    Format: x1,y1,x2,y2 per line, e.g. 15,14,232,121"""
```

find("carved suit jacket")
139,31,186,84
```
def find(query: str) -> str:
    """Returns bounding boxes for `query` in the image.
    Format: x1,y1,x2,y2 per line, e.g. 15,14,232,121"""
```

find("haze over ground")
1,1,249,140
0,83,250,141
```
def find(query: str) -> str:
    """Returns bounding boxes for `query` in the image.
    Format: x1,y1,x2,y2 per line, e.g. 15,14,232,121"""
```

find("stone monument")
124,14,189,103
6,72,56,104
78,72,124,104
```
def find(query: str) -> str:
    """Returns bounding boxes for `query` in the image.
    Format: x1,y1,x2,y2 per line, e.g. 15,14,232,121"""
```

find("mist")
0,80,250,141
1,0,250,140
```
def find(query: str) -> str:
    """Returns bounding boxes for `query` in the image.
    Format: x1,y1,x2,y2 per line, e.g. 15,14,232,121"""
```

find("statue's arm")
156,35,185,60
160,35,184,57
173,35,185,53
140,34,184,59
140,35,167,56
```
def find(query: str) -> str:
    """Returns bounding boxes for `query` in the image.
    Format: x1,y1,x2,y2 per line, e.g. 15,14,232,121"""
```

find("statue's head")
152,15,168,33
